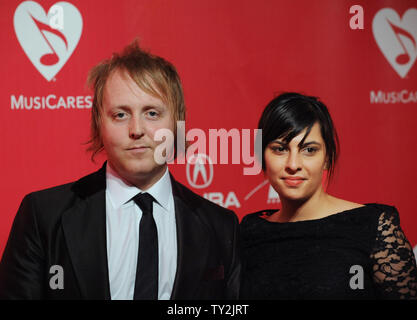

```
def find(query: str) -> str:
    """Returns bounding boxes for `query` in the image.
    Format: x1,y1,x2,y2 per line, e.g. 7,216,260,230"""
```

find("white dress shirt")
105,163,177,300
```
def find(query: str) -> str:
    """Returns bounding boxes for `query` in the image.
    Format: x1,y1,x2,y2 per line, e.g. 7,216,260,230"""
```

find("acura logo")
186,153,214,189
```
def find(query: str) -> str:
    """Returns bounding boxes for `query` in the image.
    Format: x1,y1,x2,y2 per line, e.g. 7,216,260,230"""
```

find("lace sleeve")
370,208,417,299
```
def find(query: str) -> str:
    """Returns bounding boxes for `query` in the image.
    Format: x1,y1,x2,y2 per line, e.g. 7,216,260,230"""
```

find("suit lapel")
61,163,111,299
170,177,210,299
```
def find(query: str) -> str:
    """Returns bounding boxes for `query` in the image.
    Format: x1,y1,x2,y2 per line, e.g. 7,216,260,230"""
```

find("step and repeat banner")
1,0,416,257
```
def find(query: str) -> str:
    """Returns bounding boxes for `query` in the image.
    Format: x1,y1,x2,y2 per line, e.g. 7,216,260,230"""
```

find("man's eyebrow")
110,104,166,110
142,104,166,110
111,105,131,110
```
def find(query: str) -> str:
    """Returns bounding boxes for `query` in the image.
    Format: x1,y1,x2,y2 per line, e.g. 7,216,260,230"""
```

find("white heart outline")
14,1,83,81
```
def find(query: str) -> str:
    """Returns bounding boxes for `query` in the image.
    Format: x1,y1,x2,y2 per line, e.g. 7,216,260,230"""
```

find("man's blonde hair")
86,40,186,160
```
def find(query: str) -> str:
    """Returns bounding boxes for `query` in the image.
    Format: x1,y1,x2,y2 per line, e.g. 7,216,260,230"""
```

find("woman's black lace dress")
240,203,417,299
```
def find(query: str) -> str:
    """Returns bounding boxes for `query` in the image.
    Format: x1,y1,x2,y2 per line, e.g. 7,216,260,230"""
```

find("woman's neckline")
257,203,375,224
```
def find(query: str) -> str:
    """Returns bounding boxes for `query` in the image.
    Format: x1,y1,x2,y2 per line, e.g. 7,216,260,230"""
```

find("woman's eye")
303,147,317,155
271,145,286,153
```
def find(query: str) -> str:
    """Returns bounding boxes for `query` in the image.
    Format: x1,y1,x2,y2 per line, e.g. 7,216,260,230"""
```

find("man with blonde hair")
0,41,240,300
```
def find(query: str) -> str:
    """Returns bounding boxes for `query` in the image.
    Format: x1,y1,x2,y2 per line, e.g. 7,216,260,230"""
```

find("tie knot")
133,192,155,214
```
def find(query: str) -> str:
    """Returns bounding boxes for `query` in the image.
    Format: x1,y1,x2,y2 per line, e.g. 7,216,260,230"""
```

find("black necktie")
132,192,158,300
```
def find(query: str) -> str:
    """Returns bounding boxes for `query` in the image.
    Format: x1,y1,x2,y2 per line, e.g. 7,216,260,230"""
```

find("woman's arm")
370,207,417,299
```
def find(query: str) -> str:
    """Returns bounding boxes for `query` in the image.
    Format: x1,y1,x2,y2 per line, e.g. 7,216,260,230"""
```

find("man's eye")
114,112,126,119
147,110,159,118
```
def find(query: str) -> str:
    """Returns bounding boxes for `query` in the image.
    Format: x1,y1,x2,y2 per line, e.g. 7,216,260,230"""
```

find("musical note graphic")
30,15,68,66
387,19,416,65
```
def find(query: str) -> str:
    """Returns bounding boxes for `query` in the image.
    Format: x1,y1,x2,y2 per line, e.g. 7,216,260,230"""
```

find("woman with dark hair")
240,92,417,299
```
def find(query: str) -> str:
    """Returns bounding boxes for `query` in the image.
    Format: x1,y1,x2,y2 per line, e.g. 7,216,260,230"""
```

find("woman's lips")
282,177,305,187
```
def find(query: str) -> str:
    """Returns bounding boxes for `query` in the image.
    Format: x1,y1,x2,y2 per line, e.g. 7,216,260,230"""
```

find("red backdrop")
1,0,416,257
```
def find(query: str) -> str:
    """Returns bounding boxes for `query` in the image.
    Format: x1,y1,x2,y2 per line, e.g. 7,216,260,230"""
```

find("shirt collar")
106,163,172,211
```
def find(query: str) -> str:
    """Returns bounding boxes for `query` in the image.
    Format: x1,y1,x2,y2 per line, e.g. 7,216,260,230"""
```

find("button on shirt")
105,164,177,300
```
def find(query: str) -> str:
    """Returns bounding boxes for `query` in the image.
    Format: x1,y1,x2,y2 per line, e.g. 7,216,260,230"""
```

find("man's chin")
118,161,165,181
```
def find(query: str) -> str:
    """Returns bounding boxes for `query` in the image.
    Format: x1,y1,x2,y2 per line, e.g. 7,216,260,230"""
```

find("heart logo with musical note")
14,1,82,81
372,8,417,78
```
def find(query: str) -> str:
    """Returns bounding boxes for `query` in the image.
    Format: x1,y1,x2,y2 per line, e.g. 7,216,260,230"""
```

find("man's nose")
129,116,145,139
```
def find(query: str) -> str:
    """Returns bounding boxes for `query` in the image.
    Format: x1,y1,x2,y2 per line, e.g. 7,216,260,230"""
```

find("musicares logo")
14,1,82,81
372,8,417,78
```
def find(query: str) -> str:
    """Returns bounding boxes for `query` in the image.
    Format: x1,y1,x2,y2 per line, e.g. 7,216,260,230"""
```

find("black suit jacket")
0,164,241,299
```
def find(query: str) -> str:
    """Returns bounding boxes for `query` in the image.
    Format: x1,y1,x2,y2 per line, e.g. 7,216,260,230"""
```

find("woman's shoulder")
365,203,401,227
327,197,399,221
366,202,399,215
334,201,401,237
356,202,400,223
